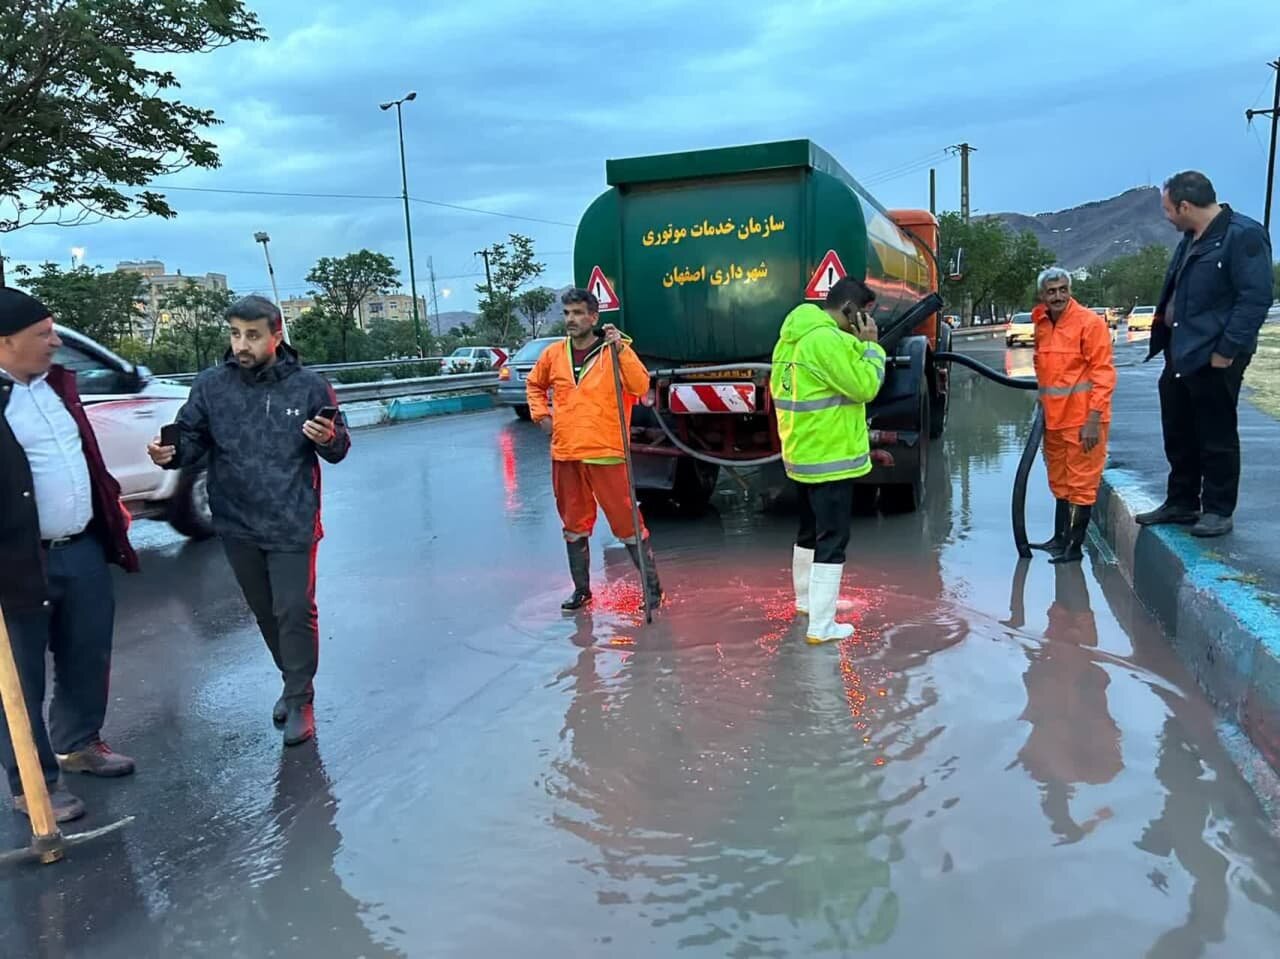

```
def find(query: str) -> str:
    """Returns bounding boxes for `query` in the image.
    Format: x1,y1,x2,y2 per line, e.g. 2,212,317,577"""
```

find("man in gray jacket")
148,296,350,745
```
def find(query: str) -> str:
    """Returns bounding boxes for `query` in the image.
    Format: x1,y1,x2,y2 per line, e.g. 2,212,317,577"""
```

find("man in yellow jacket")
527,288,661,612
771,276,886,644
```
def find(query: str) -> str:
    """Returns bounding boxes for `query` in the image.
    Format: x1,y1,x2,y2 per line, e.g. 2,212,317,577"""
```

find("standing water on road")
3,365,1279,959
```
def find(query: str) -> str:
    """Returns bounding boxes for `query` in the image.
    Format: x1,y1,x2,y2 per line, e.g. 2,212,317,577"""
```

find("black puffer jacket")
168,345,351,550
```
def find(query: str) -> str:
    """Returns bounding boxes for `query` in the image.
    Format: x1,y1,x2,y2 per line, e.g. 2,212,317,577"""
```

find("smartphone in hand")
160,423,180,448
316,405,339,421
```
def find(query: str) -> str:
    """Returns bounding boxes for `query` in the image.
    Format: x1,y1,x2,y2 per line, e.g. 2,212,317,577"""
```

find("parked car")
1006,311,1036,348
1128,305,1156,332
1089,306,1120,330
445,346,507,374
54,325,213,539
498,336,561,419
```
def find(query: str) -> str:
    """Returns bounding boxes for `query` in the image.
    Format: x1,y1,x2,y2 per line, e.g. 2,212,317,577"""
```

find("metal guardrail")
160,355,457,385
951,324,1009,338
332,371,499,403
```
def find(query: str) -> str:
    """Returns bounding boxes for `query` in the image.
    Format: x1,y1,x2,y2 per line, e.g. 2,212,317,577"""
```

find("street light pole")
380,91,424,356
254,231,290,344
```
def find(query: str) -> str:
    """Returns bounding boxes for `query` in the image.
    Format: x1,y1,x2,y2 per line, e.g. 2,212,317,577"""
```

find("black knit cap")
0,287,54,336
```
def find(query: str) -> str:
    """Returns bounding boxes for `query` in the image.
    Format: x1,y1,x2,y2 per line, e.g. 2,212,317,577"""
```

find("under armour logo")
285,408,301,417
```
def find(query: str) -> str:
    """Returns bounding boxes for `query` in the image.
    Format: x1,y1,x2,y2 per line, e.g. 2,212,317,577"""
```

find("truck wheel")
669,458,720,514
929,328,951,440
167,468,215,540
514,404,532,421
880,390,930,515
851,484,879,516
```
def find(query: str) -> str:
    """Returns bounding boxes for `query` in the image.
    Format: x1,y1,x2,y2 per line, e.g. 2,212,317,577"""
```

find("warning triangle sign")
586,265,620,312
804,250,847,301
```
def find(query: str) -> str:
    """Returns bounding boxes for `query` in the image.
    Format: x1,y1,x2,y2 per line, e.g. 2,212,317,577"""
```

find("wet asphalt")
2,337,1280,958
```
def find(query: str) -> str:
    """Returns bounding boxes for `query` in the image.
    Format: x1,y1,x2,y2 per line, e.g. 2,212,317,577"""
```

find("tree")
475,234,546,344
1095,245,1170,308
305,250,399,361
15,262,143,346
1272,261,1279,301
518,286,558,338
366,318,421,359
0,1,265,284
161,279,232,372
937,212,1055,321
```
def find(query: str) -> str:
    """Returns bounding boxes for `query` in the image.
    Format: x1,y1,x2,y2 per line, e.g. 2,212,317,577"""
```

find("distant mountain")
986,186,1176,270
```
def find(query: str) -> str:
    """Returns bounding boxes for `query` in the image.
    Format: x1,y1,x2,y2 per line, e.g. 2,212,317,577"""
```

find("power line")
147,183,577,228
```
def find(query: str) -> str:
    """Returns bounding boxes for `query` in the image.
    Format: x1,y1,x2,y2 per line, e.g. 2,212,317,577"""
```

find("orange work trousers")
552,460,647,544
1043,423,1109,506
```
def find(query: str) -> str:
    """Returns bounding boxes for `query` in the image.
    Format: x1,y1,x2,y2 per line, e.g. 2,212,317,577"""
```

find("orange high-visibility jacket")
526,335,651,462
1032,299,1116,430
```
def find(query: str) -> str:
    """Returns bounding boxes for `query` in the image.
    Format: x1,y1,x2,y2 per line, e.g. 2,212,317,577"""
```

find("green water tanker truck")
573,139,951,513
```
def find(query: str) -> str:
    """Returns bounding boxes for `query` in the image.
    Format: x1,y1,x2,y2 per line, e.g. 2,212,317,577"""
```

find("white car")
445,346,506,374
55,325,214,539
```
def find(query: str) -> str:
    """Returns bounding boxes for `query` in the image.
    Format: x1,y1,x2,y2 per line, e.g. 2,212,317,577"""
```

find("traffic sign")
587,265,620,312
804,250,847,301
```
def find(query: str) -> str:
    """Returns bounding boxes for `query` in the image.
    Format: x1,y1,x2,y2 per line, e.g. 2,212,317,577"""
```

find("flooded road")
4,344,1280,958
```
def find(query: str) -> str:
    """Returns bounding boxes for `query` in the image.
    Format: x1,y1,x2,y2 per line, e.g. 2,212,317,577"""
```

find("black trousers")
795,479,854,564
0,536,115,795
1158,356,1251,517
222,540,319,706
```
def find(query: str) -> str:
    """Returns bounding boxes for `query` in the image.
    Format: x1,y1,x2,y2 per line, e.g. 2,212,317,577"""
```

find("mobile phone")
160,423,180,448
316,405,339,420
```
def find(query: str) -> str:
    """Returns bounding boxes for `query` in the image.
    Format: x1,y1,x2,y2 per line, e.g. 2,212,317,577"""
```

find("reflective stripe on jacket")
526,335,650,462
1032,299,1116,430
770,303,887,484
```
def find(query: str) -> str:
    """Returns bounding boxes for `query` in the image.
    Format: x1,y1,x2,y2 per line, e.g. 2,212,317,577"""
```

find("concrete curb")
1095,467,1280,813
340,392,494,429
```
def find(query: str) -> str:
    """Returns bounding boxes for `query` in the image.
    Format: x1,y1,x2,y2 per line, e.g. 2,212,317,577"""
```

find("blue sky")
7,0,1279,312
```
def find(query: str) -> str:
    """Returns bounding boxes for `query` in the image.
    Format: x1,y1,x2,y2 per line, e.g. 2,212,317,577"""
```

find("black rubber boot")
625,538,664,609
561,539,592,610
1030,499,1070,554
1050,504,1092,564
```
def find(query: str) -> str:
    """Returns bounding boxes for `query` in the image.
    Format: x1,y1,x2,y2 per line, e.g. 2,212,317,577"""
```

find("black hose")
934,349,1042,556
934,351,1038,391
1011,405,1045,558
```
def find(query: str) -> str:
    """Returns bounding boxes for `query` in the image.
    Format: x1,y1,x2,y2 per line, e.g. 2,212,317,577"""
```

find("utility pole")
1245,58,1280,234
929,168,937,216
949,142,976,222
475,246,496,305
428,256,441,338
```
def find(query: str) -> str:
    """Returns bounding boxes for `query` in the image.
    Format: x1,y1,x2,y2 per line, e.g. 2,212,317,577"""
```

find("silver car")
497,336,562,419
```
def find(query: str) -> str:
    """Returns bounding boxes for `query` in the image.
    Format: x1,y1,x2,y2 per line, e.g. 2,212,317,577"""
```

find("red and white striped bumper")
667,383,757,414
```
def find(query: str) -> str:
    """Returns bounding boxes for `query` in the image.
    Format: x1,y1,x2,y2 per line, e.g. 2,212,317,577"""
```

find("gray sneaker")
1191,513,1233,538
13,785,86,824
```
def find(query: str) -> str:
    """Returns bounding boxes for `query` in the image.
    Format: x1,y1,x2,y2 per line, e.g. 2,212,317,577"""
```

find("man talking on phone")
771,276,886,644
147,296,350,746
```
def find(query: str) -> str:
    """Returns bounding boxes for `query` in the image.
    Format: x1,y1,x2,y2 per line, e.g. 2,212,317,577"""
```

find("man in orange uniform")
526,288,662,610
1028,267,1116,564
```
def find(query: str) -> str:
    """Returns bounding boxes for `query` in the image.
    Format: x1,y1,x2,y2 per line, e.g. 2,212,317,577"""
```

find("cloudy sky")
7,0,1279,312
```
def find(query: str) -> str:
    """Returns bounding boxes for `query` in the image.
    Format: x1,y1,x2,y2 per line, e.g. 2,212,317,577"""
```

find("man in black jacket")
1,288,140,823
1137,171,1273,538
148,296,350,746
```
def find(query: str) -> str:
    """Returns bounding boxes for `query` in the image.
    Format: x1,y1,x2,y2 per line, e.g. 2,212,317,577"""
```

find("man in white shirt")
0,288,139,824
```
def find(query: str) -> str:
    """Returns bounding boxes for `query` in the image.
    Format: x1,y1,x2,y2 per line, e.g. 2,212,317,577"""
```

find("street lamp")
254,231,290,344
379,90,424,355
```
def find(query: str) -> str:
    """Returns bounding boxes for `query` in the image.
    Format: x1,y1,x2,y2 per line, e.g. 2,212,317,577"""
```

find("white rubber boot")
806,563,855,645
792,546,814,614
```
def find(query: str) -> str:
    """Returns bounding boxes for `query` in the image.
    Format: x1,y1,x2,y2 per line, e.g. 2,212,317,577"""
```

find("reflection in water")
1012,562,1122,845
